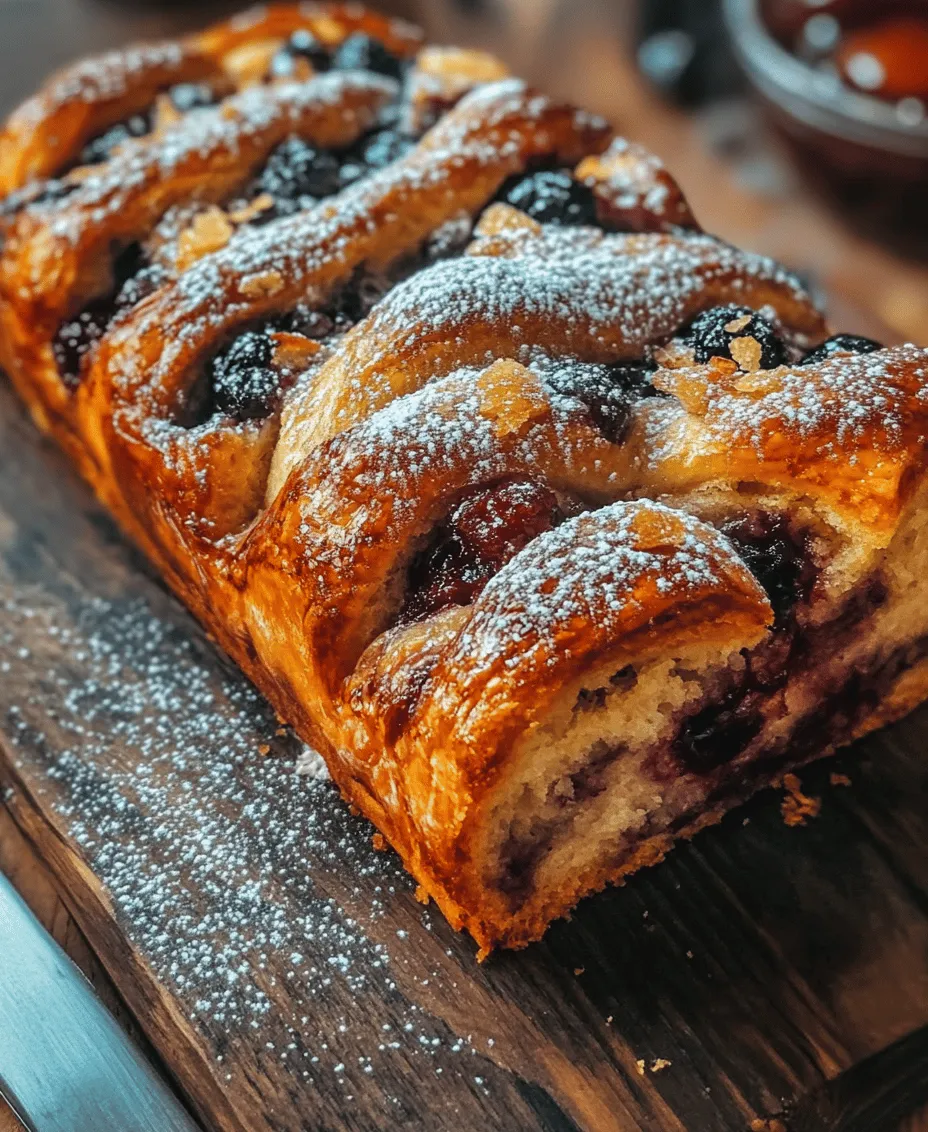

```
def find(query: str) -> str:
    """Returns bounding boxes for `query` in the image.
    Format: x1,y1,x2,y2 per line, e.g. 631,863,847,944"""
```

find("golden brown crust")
4,3,928,956
648,347,928,531
576,136,699,233
0,43,223,195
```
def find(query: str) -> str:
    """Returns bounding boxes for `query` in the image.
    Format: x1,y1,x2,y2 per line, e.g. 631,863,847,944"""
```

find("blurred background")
0,0,926,343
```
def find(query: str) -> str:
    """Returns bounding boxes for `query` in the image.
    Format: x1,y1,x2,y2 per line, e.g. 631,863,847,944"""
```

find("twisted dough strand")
2,72,395,332
80,80,612,539
268,227,825,496
0,43,222,194
0,3,422,194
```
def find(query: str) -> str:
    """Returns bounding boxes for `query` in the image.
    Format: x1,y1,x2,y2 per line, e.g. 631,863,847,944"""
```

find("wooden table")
2,2,928,1130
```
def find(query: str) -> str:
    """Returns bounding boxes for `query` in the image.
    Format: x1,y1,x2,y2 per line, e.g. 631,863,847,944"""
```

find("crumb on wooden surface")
830,772,852,787
635,1059,646,1076
781,773,821,827
650,1058,672,1073
573,966,584,976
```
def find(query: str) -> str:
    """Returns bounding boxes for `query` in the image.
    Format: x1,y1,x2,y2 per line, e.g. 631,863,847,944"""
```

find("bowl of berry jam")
722,0,928,257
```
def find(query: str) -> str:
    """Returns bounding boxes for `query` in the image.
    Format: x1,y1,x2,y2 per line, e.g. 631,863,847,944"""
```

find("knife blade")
0,871,199,1132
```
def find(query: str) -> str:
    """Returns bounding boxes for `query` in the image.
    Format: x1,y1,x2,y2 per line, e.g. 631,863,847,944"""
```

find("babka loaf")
2,3,927,955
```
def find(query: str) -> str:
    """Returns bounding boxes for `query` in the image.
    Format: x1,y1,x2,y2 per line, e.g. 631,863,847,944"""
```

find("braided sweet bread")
3,4,928,957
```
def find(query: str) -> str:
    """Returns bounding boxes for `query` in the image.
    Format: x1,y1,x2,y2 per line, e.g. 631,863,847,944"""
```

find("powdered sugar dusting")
37,72,393,247
296,743,331,781
444,500,765,686
108,78,609,405
16,42,190,122
315,228,814,439
0,580,496,1097
663,344,928,464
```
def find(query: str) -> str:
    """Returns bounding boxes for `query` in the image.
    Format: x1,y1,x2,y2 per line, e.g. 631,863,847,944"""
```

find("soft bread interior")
478,640,748,911
470,479,928,949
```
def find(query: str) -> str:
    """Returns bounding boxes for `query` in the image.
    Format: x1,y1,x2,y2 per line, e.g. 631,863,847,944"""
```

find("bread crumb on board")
781,773,821,826
635,1057,672,1075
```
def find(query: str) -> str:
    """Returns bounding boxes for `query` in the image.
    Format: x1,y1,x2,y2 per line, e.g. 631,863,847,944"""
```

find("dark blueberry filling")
673,690,765,775
498,170,599,227
276,305,342,341
545,360,662,444
163,82,216,114
277,269,392,342
669,512,820,774
79,113,152,167
341,128,415,180
185,266,398,426
800,334,884,366
270,29,332,78
241,123,416,223
721,512,816,629
76,83,217,168
52,243,162,386
684,304,788,369
0,177,78,219
402,479,564,623
495,538,894,900
331,33,406,81
498,738,631,902
256,136,343,218
208,329,281,422
53,300,119,387
498,819,557,900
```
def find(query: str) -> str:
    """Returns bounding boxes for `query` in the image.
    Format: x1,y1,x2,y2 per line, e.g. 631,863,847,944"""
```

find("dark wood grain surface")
4,367,928,1129
2,3,928,1131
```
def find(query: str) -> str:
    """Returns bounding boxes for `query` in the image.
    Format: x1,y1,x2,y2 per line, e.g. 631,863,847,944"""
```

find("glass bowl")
721,0,928,258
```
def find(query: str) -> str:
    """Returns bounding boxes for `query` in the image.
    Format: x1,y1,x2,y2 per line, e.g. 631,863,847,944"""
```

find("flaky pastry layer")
2,3,928,955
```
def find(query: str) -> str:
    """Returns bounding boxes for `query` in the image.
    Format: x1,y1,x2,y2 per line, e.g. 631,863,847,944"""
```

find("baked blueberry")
210,331,280,421
403,480,562,622
53,301,115,387
800,334,883,365
685,305,787,370
270,29,331,77
545,360,659,444
721,512,814,629
332,33,405,81
167,82,216,113
79,112,151,166
499,170,598,226
259,137,342,211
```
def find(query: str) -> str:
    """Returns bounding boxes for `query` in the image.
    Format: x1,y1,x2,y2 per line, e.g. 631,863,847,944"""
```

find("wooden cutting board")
2,348,928,1132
